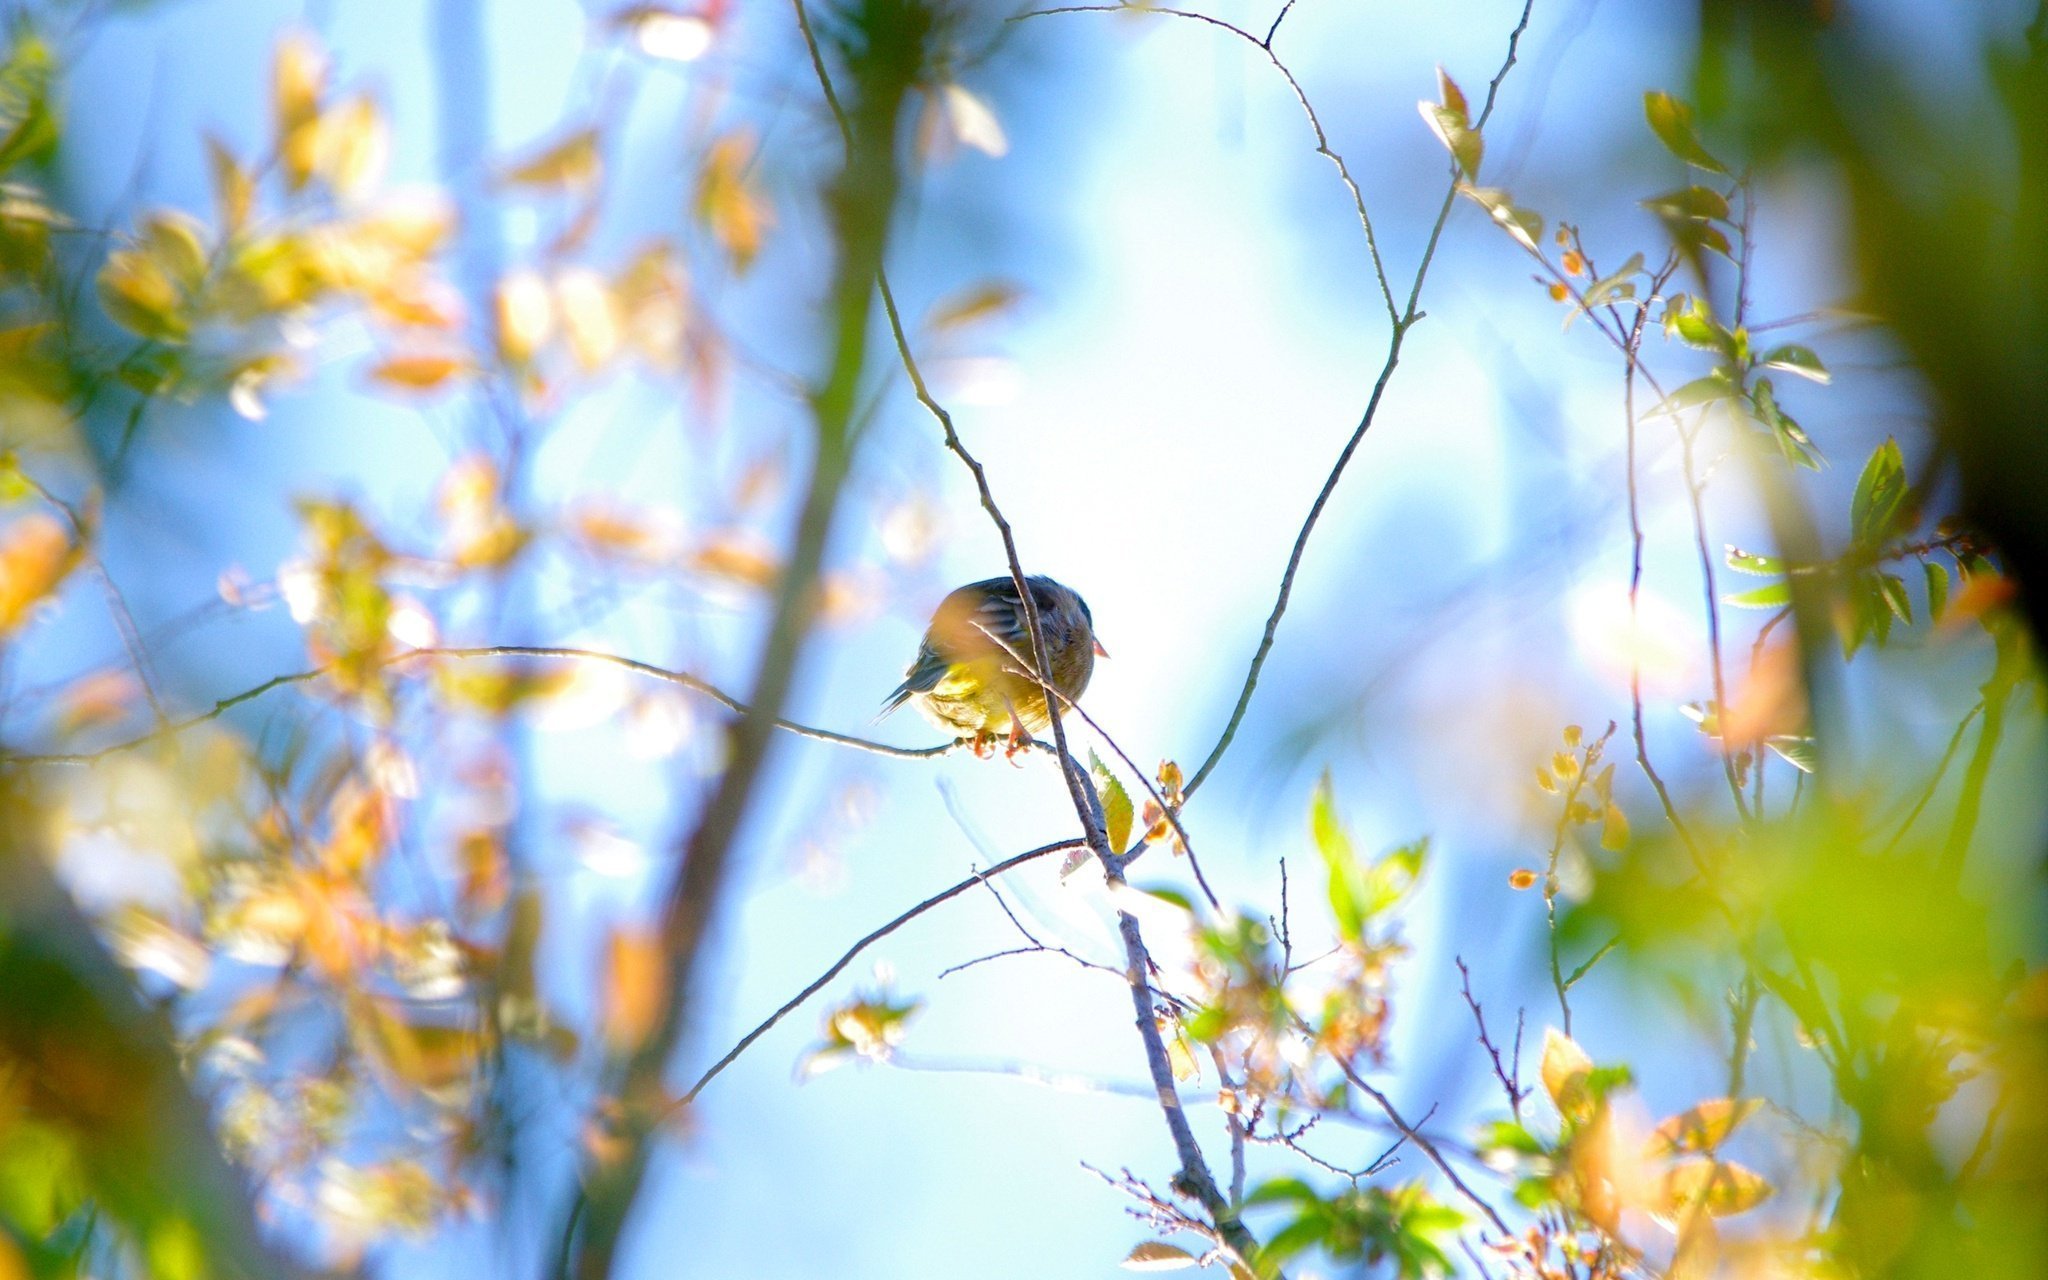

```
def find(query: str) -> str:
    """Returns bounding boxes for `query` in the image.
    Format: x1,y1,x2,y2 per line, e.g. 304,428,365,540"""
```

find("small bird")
880,574,1105,757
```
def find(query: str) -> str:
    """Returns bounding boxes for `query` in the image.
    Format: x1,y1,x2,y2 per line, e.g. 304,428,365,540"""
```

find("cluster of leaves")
1477,1031,1772,1280
1445,74,2045,1280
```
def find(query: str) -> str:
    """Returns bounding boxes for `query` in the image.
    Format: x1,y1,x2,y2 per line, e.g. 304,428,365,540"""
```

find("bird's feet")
1003,721,1036,765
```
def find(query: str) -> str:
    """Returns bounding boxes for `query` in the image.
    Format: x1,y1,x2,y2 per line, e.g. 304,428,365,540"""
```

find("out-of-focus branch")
1173,0,1538,801
3,645,963,768
667,837,1081,1111
567,4,929,1274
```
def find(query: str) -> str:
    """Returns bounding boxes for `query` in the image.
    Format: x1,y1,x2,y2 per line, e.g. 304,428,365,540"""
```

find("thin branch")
1180,0,1537,801
672,839,1081,1110
1456,957,1527,1122
800,13,1260,1267
1315,1030,1513,1238
1881,700,1984,854
5,645,963,768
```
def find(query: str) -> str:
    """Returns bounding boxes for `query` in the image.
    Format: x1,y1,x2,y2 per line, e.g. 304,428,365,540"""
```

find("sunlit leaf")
321,93,390,198
695,130,769,273
1644,91,1727,174
1599,802,1630,851
1851,438,1909,547
368,350,476,393
941,83,1008,158
1579,251,1644,313
1759,342,1830,384
273,29,328,190
502,127,601,191
1751,377,1823,469
1647,372,1732,418
928,279,1023,333
614,5,715,61
1724,580,1790,608
1658,1158,1773,1218
494,269,553,367
1089,751,1135,853
603,928,666,1051
1541,1027,1595,1122
1640,184,1730,222
1419,102,1482,181
1724,545,1784,575
1646,1098,1763,1157
555,267,623,370
0,511,78,634
1924,559,1949,621
1122,1240,1199,1271
1312,772,1364,943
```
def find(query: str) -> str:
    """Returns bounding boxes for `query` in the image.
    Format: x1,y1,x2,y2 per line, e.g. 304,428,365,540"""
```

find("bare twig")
1313,1029,1513,1238
673,839,1082,1110
1177,0,1538,800
4,645,964,769
1456,958,1527,1121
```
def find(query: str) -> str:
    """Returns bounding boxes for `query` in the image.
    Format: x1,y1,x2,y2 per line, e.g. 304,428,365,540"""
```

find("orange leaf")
694,131,769,273
502,128,601,191
603,928,667,1051
1646,1097,1764,1158
0,513,79,635
368,351,475,392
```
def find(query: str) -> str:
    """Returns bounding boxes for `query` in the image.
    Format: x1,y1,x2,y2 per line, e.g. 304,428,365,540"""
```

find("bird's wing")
876,578,1033,718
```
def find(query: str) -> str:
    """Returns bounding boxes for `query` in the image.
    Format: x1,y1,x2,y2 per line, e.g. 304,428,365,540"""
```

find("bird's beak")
1093,637,1110,658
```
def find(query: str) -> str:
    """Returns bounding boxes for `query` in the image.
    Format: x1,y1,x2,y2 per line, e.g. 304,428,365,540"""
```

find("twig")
673,839,1081,1110
1179,0,1537,801
1314,1031,1513,1238
802,13,1261,1267
5,645,961,768
1456,958,1526,1121
1880,700,1984,854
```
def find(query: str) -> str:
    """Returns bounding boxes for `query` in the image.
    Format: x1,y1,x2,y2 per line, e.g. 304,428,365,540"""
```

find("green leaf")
1765,735,1817,773
1640,184,1730,222
1925,559,1950,621
1724,580,1791,609
1090,750,1136,854
1751,378,1823,469
1851,438,1909,547
1647,373,1733,418
1877,571,1912,623
1135,884,1195,914
1312,772,1365,943
1759,343,1831,384
1671,298,1736,356
1580,251,1645,311
1644,91,1728,174
1724,545,1784,575
1245,1177,1323,1208
1367,838,1428,915
1418,102,1483,181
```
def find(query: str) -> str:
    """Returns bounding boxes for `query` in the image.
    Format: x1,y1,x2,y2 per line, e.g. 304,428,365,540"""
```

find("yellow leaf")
1540,1026,1594,1120
502,127,601,191
0,512,78,634
207,136,255,232
273,31,329,191
368,351,475,392
554,267,621,370
320,94,389,198
1646,1097,1764,1158
694,131,769,273
603,928,666,1051
494,270,553,366
1658,1158,1773,1219
927,279,1023,333
1600,800,1630,850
